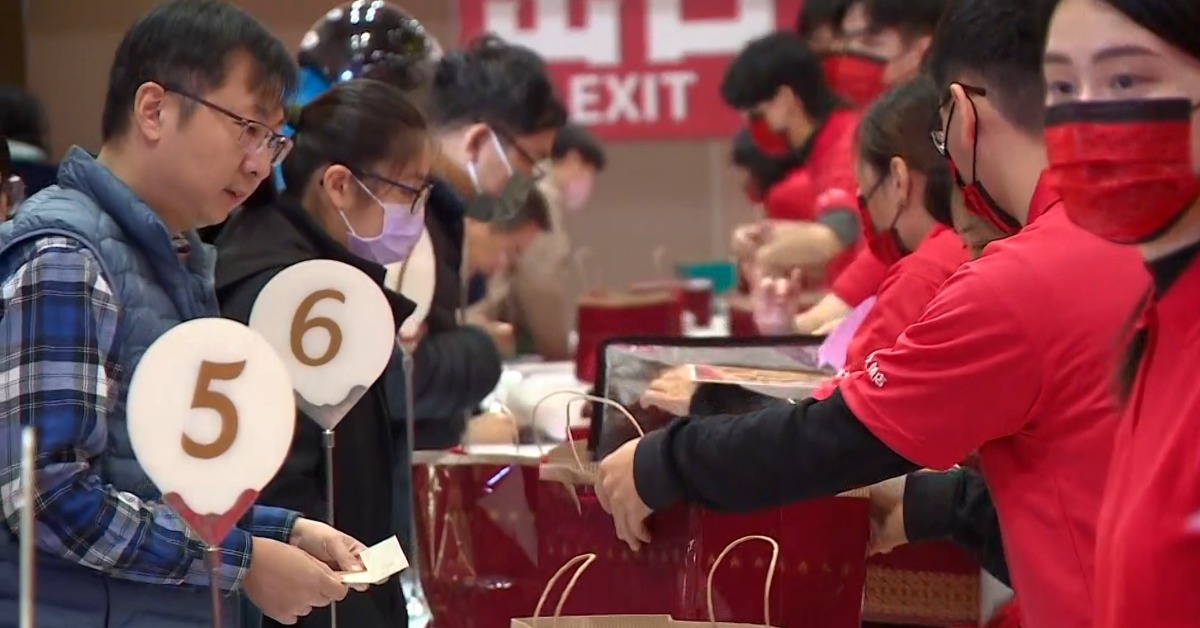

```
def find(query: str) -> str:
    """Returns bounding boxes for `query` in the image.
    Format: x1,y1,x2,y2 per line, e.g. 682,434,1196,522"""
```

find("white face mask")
465,128,514,194
563,177,593,212
464,128,533,222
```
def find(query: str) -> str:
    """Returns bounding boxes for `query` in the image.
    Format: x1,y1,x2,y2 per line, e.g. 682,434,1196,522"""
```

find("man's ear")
950,83,978,149
462,123,491,164
132,82,168,142
776,84,806,120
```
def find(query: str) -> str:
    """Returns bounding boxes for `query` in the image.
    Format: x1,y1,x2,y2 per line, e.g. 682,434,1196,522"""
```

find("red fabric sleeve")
843,265,945,372
810,111,860,217
837,267,1042,470
831,248,889,306
763,169,816,221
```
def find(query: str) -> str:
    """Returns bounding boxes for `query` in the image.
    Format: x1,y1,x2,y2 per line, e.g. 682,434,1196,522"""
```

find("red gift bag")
575,291,683,382
412,448,546,628
863,542,981,626
538,397,869,628
630,279,715,327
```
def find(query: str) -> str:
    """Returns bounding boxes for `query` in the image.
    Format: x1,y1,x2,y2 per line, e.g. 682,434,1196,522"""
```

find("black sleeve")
688,383,780,416
633,389,919,512
904,468,1010,586
402,325,503,449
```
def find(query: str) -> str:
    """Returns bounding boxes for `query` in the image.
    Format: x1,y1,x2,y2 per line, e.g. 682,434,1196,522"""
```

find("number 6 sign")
126,317,297,546
249,259,397,429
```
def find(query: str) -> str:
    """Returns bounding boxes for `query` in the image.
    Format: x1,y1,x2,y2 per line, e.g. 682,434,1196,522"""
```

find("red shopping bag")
515,537,781,628
412,447,545,628
863,542,981,626
535,392,869,627
575,291,682,382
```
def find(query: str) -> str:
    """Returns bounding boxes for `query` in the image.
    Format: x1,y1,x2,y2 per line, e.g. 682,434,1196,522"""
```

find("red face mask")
821,51,887,107
748,115,791,156
857,190,908,266
942,94,1023,235
1044,98,1200,244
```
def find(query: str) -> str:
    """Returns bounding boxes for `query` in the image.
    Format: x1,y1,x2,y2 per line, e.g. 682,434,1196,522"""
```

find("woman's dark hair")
731,128,800,196
281,78,429,194
855,75,951,224
1097,0,1200,60
0,87,47,151
721,31,843,120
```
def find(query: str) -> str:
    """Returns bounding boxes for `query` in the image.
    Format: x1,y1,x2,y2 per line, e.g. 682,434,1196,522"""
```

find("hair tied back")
285,103,305,131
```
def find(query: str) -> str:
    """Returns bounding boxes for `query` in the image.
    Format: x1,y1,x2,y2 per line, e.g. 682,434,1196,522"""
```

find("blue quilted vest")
0,147,241,627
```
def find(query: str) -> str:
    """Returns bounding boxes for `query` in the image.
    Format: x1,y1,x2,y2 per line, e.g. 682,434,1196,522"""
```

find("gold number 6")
183,360,246,459
291,289,346,367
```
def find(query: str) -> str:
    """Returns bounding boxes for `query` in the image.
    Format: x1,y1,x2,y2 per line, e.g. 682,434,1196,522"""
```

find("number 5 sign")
127,318,297,546
249,259,397,429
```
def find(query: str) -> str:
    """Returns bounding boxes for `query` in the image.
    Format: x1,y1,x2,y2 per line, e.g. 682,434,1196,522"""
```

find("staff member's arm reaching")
594,265,1039,549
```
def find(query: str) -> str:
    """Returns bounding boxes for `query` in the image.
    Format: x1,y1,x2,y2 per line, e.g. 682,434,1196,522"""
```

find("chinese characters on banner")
456,0,805,141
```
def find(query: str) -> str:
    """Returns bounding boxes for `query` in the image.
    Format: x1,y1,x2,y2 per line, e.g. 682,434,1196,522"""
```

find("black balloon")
297,1,441,86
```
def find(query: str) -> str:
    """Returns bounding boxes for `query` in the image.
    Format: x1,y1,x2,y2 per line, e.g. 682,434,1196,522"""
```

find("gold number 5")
291,289,346,367
182,360,246,459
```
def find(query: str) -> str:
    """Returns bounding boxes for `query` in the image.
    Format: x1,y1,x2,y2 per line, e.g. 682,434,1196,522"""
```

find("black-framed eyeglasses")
931,84,988,157
359,171,434,214
164,85,293,167
492,127,546,180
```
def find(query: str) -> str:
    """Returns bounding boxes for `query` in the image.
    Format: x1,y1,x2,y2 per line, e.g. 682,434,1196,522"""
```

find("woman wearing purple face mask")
212,78,431,628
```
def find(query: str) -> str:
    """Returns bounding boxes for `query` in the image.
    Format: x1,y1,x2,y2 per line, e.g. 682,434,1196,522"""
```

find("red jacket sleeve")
843,265,945,372
831,248,890,306
763,169,816,221
811,111,861,219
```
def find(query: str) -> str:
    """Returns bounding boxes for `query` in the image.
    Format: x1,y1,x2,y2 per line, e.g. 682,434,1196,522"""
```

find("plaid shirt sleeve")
0,236,298,590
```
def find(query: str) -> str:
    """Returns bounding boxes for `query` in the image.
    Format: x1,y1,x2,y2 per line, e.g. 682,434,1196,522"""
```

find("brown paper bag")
512,536,780,628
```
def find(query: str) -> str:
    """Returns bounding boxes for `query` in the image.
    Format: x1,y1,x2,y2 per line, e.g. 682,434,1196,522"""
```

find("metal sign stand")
19,427,36,628
205,546,223,628
400,345,431,624
323,427,339,628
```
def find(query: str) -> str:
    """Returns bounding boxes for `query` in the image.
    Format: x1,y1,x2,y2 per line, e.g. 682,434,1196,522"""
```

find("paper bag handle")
707,535,779,627
532,390,645,473
534,553,597,626
492,402,524,448
652,245,670,277
574,247,602,292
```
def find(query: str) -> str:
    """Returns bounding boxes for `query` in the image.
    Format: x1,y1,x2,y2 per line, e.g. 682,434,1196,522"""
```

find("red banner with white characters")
457,0,805,141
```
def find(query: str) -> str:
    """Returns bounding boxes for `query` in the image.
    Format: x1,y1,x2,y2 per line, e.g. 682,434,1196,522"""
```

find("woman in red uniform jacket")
1042,0,1200,625
841,76,967,372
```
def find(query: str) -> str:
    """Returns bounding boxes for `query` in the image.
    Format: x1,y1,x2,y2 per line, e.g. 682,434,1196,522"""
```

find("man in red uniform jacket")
723,31,862,289
596,2,1150,626
797,0,953,332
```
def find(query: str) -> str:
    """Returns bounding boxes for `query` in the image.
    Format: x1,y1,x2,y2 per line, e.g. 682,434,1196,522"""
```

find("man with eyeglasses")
299,6,567,448
592,1,1151,626
0,2,369,626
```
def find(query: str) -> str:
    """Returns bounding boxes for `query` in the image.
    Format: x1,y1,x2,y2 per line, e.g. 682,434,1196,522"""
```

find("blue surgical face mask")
340,177,425,265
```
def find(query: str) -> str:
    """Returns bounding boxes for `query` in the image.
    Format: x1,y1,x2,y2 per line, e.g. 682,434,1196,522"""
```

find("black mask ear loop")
954,89,1023,233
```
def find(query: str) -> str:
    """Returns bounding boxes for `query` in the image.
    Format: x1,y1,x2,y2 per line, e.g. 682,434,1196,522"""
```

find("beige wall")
25,0,755,294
